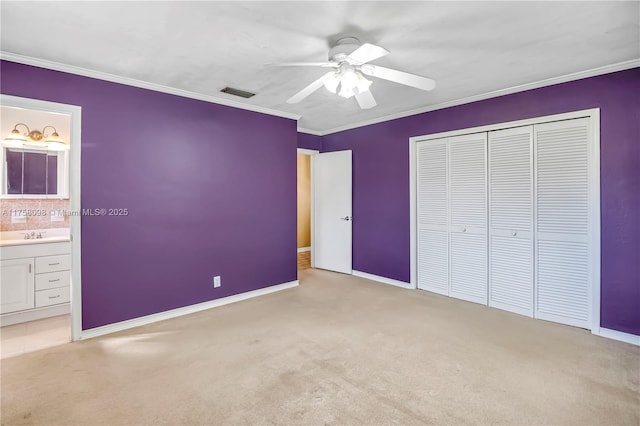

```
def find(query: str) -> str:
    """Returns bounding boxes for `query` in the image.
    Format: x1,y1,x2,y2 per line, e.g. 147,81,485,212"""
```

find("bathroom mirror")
1,143,69,198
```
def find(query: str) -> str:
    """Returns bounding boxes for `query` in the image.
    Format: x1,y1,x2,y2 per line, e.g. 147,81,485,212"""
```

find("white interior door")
534,118,591,328
488,126,534,317
416,138,449,295
448,132,488,305
313,150,352,274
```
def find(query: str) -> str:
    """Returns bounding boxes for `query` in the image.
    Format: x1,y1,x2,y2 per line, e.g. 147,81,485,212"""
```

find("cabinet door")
448,133,488,305
1,258,35,314
416,138,449,295
534,118,591,328
488,126,534,317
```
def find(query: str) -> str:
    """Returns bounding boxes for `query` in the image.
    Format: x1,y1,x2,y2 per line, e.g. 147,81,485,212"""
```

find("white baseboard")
297,247,311,253
1,303,70,327
594,327,640,346
79,280,299,340
352,270,414,289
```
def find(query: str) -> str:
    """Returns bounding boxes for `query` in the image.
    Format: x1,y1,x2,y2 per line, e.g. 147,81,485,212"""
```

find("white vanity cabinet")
0,241,71,323
34,254,71,307
0,258,35,314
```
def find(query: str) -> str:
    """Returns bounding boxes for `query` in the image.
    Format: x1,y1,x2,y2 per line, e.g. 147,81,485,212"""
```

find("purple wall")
323,68,640,335
1,60,298,330
297,132,322,151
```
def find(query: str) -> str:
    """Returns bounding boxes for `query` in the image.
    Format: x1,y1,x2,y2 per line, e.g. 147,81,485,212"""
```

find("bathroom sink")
0,236,71,247
0,229,71,247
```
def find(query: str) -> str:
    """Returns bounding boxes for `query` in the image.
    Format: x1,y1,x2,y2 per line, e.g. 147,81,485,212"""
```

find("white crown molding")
3,52,636,135
297,127,323,136
352,270,414,290
79,280,298,340
0,51,301,121
319,59,640,136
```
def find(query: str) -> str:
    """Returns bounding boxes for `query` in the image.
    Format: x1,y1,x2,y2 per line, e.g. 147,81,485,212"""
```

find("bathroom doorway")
297,148,317,272
0,95,82,356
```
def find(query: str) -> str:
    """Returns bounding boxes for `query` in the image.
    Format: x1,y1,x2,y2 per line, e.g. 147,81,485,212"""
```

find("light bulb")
5,128,27,141
338,83,355,98
323,73,340,94
338,68,359,98
355,73,372,94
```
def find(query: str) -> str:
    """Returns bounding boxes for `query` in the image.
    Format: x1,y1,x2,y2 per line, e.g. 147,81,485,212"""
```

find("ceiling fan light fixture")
337,67,361,99
355,73,372,94
323,73,340,94
341,68,359,86
279,39,435,109
337,69,372,98
338,84,355,99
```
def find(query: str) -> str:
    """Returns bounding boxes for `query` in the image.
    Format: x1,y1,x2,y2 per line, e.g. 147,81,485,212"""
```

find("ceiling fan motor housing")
328,37,361,62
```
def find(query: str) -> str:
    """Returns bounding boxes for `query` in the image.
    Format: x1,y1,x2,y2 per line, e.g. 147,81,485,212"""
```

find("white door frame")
409,108,601,333
1,94,82,341
297,148,319,267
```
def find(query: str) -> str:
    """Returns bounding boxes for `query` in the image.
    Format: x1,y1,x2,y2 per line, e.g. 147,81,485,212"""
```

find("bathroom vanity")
0,102,74,326
0,230,71,325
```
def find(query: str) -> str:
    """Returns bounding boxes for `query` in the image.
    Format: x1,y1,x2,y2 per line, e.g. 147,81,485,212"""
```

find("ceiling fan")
275,37,436,109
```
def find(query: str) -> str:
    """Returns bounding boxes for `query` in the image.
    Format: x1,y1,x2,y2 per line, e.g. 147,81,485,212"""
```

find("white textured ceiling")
1,1,638,133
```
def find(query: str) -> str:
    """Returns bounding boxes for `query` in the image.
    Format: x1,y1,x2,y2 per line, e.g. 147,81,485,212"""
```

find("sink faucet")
36,232,43,239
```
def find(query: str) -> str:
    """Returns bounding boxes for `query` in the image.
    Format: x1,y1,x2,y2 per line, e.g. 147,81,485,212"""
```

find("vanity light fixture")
5,123,65,144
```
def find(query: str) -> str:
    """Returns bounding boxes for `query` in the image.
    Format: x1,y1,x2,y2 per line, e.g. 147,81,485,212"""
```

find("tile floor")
1,314,70,359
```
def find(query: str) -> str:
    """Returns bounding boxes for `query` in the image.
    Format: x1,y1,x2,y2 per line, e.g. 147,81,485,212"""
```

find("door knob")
512,231,518,236
462,227,467,232
340,216,352,221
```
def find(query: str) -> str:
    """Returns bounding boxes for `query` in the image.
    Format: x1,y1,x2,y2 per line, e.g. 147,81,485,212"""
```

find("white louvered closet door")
534,118,591,328
448,133,487,305
416,138,449,295
488,126,534,317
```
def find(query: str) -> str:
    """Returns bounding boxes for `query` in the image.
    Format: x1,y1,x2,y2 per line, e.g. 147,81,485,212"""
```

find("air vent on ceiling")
220,87,255,98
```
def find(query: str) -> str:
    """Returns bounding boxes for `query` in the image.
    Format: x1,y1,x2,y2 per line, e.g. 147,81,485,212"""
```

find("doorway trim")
297,148,319,267
409,108,601,333
1,94,82,341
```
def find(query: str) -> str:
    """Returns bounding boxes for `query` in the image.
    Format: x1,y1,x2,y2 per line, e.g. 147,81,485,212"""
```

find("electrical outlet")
213,275,221,288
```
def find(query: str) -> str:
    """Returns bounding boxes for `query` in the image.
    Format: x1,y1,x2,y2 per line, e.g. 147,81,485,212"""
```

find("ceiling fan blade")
269,62,338,68
286,71,336,104
361,64,436,91
355,90,377,109
346,43,390,65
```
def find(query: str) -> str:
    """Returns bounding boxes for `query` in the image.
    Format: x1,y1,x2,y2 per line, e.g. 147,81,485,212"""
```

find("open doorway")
297,148,317,272
0,95,81,357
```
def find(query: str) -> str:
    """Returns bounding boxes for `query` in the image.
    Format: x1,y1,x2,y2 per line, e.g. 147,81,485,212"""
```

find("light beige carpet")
1,268,639,425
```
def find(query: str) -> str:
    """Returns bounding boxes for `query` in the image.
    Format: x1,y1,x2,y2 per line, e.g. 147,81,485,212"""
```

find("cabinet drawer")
35,271,70,291
35,255,70,274
35,286,70,308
